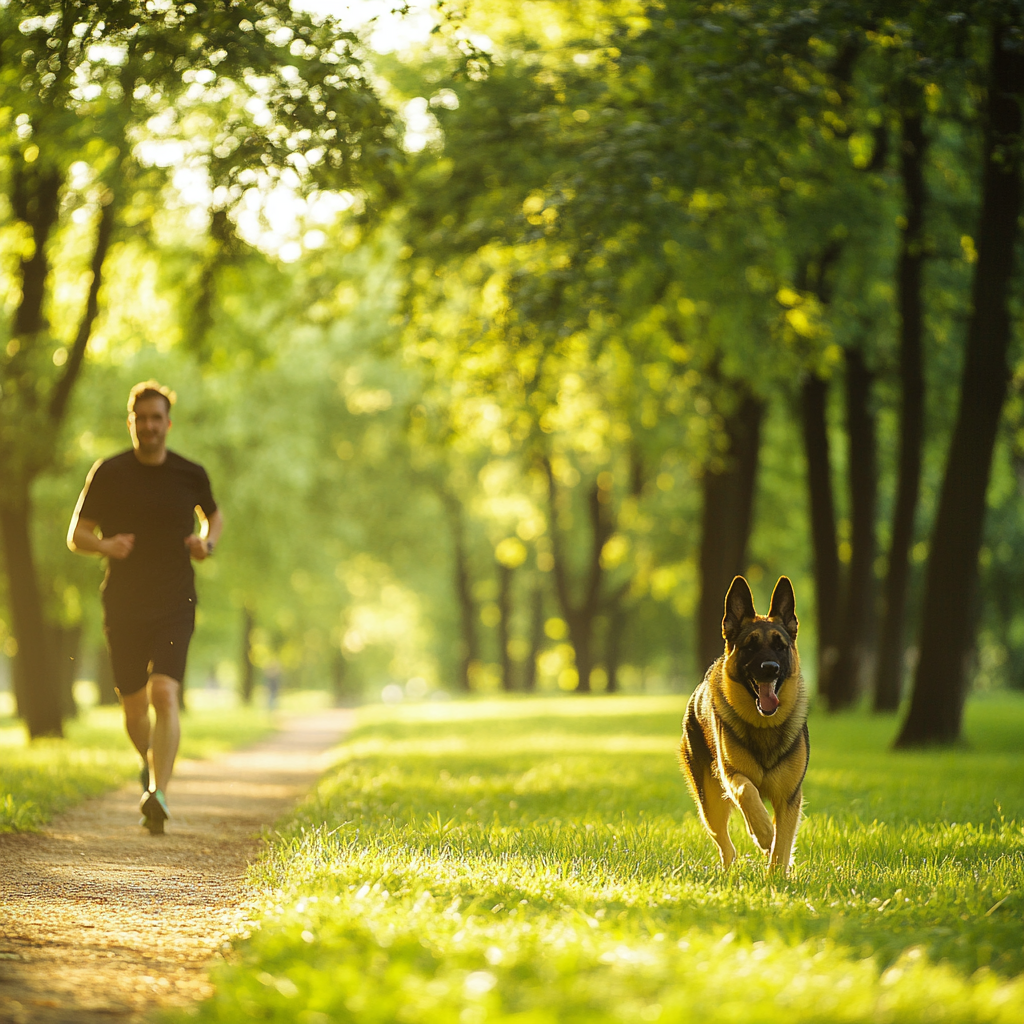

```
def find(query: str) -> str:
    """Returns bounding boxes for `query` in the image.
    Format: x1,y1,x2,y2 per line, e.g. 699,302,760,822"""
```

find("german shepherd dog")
679,575,808,874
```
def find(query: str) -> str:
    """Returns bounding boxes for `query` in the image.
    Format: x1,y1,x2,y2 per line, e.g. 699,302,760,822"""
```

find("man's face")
129,396,171,453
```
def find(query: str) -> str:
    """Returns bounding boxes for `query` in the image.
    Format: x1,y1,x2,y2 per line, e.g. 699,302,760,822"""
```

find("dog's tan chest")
712,716,767,789
707,683,807,795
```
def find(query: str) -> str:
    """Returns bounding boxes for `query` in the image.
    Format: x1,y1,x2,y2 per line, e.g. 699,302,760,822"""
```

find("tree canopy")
1,0,1023,746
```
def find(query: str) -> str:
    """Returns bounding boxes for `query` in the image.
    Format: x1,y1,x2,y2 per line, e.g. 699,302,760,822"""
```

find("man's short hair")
128,380,176,415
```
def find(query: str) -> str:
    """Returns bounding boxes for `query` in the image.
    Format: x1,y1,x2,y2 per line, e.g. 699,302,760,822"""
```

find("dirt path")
0,709,353,1024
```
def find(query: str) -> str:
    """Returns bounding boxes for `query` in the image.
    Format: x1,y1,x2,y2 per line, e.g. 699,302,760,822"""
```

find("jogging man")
68,381,223,834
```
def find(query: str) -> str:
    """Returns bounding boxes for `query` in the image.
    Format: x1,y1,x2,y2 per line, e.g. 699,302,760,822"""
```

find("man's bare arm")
68,516,135,560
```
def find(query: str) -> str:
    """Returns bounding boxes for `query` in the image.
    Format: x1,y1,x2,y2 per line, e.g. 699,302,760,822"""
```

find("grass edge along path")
0,708,353,1024
177,693,1024,1024
0,694,276,832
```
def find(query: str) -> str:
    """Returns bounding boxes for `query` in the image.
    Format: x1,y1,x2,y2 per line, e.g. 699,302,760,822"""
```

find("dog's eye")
771,636,785,650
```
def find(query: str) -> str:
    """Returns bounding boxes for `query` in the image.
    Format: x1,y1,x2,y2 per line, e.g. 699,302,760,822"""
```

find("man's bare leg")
121,688,152,777
148,673,181,795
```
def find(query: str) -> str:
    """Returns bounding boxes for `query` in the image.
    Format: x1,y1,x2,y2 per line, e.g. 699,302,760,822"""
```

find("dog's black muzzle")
753,660,781,683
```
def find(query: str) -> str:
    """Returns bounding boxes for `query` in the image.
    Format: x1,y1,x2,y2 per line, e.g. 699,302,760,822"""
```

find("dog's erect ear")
722,576,756,643
768,576,798,638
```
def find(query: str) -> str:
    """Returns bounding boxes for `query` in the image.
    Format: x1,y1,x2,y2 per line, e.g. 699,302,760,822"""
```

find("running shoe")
140,789,169,835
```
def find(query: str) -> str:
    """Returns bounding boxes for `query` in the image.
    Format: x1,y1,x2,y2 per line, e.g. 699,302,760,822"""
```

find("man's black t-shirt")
77,450,218,620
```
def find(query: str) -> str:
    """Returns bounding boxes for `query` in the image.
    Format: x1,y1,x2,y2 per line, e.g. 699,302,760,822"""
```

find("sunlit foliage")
1,0,1024,726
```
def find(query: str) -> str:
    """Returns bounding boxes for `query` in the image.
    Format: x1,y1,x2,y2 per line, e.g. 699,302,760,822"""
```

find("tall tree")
496,561,515,692
543,463,615,694
897,21,1024,746
240,608,256,705
522,582,545,692
799,371,842,700
829,344,878,708
874,102,928,712
439,489,479,693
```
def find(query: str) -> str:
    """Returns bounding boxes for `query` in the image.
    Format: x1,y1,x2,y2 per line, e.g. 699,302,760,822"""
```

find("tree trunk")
1,187,115,735
697,391,764,671
800,373,842,704
11,166,61,337
896,24,1023,747
434,486,479,692
49,199,115,425
567,614,594,693
0,486,62,737
240,607,255,705
452,511,478,692
544,463,614,693
186,208,232,360
875,106,927,713
605,605,627,693
602,444,644,692
830,346,877,708
49,623,82,720
522,581,544,692
497,562,515,691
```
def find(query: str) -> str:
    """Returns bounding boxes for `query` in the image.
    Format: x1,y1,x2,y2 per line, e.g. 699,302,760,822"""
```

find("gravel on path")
0,708,353,1024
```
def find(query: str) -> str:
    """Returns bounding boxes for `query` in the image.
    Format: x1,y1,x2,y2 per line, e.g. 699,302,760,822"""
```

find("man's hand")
185,534,209,561
101,533,135,560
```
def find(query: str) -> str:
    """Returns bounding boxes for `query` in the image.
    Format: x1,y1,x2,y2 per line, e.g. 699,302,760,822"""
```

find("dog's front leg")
697,769,737,869
768,787,803,874
727,773,773,854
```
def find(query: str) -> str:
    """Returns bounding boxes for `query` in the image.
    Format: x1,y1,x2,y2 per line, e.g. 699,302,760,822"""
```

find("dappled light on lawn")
182,695,1024,1023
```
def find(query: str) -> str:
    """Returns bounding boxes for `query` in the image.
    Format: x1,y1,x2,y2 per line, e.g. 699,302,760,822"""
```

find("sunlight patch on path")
0,709,352,1024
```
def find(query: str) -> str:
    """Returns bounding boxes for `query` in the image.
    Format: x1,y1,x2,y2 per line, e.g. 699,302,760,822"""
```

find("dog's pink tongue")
758,683,779,714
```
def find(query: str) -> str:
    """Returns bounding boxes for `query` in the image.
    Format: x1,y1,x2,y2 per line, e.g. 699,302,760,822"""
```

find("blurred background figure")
265,659,283,711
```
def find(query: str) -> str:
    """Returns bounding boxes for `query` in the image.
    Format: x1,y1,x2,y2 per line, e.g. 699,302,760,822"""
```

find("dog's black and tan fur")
679,575,809,874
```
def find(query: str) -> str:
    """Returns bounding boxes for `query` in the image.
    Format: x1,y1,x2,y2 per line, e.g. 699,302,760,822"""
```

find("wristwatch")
206,540,215,555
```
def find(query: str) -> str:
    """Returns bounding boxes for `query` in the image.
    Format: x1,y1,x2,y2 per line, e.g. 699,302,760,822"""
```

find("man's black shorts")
105,607,195,697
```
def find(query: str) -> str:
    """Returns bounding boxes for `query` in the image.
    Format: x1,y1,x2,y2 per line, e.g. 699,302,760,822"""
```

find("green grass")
182,693,1024,1024
0,689,274,832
